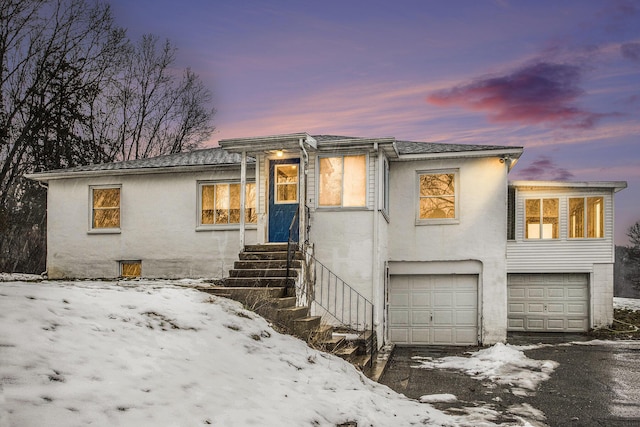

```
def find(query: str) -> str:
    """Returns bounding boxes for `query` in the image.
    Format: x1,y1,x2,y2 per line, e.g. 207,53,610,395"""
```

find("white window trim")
316,153,369,210
274,164,299,205
88,184,121,234
568,196,606,240
196,180,257,231
415,169,459,225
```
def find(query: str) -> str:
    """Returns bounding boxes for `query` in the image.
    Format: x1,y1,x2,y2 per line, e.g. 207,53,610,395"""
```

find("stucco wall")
592,263,614,328
388,156,510,344
46,169,256,279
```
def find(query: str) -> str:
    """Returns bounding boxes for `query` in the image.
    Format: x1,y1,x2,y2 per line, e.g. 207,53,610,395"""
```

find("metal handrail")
303,249,375,364
285,206,300,288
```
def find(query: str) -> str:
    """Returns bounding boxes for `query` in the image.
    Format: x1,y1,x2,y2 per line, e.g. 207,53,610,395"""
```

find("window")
569,197,604,238
318,155,366,207
120,261,141,278
507,187,515,240
91,186,120,229
200,182,257,225
525,198,558,239
418,172,456,220
275,164,298,203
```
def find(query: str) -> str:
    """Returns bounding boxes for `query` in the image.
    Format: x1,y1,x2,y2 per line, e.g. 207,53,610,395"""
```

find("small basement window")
120,261,141,278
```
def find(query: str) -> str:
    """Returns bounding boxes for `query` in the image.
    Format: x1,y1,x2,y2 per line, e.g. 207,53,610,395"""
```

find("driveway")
378,335,640,426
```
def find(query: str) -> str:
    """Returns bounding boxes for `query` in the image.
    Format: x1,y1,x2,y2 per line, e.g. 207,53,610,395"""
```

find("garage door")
507,273,589,332
388,275,478,345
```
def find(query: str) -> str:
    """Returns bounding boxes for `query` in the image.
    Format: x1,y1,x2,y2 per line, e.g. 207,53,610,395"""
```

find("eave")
509,180,628,193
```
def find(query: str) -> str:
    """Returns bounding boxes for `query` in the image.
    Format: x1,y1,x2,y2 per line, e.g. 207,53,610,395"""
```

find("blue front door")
269,158,300,243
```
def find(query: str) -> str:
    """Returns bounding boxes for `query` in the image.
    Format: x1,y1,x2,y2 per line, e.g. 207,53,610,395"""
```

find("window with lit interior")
318,155,366,207
91,186,120,230
418,172,456,221
525,198,559,239
569,197,604,238
200,182,257,225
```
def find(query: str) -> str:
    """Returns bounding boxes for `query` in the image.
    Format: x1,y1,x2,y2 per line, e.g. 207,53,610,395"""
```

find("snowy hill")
0,280,459,427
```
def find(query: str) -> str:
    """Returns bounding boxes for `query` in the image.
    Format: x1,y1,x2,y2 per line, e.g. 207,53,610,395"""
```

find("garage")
507,273,589,332
388,274,478,345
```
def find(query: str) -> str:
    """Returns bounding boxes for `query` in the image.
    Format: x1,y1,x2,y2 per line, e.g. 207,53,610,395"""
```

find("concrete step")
334,345,358,361
229,268,298,278
293,316,322,340
244,244,289,252
199,286,286,306
312,324,334,342
276,306,309,330
316,335,345,352
255,297,297,319
234,260,302,270
239,251,303,261
223,277,296,288
351,354,373,371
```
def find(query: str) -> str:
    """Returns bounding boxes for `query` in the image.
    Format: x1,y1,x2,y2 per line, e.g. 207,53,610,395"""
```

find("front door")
268,158,300,243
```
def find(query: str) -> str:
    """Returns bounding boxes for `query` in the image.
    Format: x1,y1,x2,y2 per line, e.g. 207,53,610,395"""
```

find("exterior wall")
507,186,617,329
592,263,614,327
46,168,256,279
388,156,510,344
507,187,615,272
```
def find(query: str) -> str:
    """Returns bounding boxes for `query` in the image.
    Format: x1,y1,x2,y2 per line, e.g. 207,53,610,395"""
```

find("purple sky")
109,0,639,245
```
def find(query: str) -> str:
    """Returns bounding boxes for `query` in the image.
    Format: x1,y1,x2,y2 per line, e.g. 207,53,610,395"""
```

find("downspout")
372,142,380,344
38,180,49,277
299,138,309,245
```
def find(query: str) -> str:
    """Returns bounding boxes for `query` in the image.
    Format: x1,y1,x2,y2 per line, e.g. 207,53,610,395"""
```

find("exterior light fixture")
276,150,284,158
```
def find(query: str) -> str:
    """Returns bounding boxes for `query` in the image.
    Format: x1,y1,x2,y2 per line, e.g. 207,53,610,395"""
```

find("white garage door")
507,273,589,332
388,275,478,345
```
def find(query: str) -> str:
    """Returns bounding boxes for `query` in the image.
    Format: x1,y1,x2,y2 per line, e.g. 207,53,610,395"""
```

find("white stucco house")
26,133,626,347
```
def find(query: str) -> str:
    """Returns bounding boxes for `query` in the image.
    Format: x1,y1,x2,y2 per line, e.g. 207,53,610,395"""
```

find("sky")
108,0,640,245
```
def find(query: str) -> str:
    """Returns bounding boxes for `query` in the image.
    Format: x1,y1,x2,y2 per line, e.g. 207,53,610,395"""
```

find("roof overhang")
24,162,253,182
396,147,523,165
219,132,317,154
317,137,399,159
509,180,628,193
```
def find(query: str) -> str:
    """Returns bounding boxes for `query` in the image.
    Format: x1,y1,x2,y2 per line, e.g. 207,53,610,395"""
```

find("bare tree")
626,221,640,291
0,0,215,273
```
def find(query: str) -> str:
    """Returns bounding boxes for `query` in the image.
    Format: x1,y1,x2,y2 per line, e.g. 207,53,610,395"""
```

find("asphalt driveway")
378,334,640,426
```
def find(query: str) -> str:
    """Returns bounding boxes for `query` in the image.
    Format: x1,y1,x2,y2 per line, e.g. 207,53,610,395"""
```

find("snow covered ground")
0,279,475,427
614,297,640,311
3,279,634,426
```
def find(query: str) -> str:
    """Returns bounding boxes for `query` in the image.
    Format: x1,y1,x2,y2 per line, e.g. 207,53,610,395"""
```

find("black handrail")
285,206,300,289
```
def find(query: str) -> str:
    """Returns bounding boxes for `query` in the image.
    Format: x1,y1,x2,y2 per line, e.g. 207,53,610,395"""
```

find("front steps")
198,244,373,372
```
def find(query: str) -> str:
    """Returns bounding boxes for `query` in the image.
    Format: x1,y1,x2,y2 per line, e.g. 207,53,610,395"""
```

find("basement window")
120,261,141,278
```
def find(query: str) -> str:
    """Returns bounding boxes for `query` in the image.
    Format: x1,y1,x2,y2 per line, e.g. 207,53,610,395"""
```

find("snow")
614,297,640,311
0,280,466,427
412,343,559,393
419,394,458,403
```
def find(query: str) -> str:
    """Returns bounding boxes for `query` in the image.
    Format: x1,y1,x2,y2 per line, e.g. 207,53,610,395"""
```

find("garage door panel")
389,274,478,345
508,274,588,332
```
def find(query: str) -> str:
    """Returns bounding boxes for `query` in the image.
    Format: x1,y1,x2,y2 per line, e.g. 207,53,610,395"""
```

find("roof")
25,133,524,181
510,180,628,193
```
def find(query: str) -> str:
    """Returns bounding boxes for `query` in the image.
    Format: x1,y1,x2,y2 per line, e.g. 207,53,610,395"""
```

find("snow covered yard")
0,279,463,427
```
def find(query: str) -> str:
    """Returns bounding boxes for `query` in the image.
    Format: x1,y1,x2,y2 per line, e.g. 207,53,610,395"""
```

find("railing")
285,206,300,289
305,251,375,362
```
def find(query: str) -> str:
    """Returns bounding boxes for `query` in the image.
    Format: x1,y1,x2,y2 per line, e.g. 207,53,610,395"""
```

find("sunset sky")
109,0,639,244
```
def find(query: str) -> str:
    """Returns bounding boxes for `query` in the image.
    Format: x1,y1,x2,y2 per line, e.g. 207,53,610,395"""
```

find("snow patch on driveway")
412,343,558,393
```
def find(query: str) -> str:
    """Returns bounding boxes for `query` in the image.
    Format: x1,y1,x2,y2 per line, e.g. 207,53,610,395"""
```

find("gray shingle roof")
39,147,253,174
28,134,522,178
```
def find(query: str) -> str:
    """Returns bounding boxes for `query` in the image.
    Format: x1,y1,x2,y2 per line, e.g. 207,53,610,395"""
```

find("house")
26,133,626,347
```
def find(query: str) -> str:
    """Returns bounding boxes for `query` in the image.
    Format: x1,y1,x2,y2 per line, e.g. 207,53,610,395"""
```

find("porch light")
276,150,284,158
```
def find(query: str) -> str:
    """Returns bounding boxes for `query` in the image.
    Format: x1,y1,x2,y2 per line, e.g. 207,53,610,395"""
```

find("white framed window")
569,196,604,238
274,164,298,204
318,154,367,208
416,171,458,223
525,198,559,239
90,185,121,232
199,182,257,227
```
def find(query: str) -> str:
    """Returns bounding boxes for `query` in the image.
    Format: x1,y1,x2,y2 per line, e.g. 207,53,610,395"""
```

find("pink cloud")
513,155,575,181
427,62,610,129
